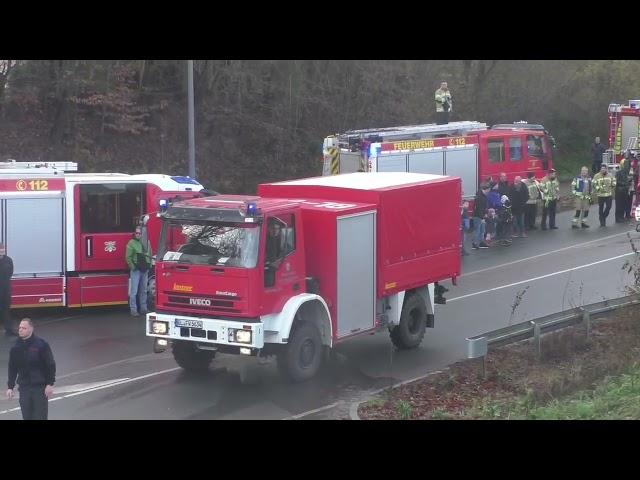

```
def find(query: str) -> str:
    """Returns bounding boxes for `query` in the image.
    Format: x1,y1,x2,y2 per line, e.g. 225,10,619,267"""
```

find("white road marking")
56,352,172,380
462,231,634,277
449,252,634,302
0,367,180,416
50,379,130,395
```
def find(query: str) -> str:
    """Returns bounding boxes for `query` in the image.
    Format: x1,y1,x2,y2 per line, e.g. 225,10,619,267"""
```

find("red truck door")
260,212,305,315
75,182,147,272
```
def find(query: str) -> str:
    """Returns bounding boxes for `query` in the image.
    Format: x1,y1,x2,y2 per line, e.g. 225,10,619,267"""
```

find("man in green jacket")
126,226,152,317
593,164,616,227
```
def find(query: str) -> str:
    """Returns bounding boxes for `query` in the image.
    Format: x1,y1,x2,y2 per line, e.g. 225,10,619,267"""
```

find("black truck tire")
172,341,215,372
390,293,427,350
147,274,156,312
277,322,323,382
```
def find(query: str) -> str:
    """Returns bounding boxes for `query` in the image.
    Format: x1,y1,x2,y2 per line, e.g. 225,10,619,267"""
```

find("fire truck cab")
323,120,555,201
0,161,204,310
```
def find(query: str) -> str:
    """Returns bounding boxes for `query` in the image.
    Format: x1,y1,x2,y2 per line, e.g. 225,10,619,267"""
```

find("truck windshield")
158,221,261,268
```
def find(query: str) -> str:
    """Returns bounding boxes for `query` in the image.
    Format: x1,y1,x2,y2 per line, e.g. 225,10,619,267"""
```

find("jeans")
513,212,525,235
524,203,537,228
541,200,557,228
0,290,12,333
472,217,485,245
598,196,613,225
129,269,149,314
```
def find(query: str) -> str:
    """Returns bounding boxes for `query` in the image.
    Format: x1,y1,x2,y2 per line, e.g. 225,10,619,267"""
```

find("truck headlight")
151,321,169,335
229,328,252,344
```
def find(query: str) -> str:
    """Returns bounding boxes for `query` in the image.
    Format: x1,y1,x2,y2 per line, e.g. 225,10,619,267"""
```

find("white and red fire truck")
606,100,640,164
0,161,204,310
146,172,461,382
322,120,556,201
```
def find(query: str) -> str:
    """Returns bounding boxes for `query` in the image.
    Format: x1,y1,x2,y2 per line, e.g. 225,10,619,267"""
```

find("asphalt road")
1,209,638,420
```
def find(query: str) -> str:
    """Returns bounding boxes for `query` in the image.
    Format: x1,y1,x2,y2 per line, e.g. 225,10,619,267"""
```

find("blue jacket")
487,190,503,211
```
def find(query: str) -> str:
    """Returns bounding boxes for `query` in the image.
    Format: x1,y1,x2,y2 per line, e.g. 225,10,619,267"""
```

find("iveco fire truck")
322,120,555,201
0,160,203,310
146,172,461,382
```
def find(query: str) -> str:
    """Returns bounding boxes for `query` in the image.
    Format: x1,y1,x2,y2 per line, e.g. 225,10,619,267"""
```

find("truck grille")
163,291,241,314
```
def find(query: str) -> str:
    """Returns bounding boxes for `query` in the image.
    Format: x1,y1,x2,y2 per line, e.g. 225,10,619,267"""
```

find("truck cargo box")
258,172,461,298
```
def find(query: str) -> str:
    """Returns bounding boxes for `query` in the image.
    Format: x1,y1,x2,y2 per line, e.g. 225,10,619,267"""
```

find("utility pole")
187,60,196,179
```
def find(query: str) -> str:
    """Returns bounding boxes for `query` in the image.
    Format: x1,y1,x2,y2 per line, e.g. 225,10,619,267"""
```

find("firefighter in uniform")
434,81,452,125
524,172,540,230
593,163,616,227
540,169,560,230
571,166,593,229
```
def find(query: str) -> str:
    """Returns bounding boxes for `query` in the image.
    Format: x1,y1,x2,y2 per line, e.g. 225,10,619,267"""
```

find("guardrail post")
583,310,591,339
532,321,541,360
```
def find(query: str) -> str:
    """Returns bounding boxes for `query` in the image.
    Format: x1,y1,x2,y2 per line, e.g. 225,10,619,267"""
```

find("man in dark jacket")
6,318,56,420
615,159,631,223
591,137,606,174
497,172,510,196
0,243,15,336
508,176,530,237
471,184,490,249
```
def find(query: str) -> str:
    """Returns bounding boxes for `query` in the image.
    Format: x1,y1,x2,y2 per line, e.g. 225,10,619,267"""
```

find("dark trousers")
0,290,12,333
524,203,537,228
541,200,557,228
625,192,635,219
436,111,449,125
598,196,613,225
19,385,48,420
615,190,627,221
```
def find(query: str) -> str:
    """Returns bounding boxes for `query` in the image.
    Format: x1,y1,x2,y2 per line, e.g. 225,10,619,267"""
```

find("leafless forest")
1,60,638,191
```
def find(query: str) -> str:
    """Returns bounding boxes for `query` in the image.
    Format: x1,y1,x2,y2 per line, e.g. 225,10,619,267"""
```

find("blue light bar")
170,176,201,185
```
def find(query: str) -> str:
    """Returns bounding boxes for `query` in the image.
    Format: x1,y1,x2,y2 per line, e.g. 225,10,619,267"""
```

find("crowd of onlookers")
461,150,640,255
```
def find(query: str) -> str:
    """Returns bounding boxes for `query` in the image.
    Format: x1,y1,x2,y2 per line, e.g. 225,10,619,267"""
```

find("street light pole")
187,60,196,179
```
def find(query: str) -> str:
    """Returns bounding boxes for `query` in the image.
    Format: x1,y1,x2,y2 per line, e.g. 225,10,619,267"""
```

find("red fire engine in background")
147,172,461,382
0,161,204,310
606,100,640,164
322,120,556,202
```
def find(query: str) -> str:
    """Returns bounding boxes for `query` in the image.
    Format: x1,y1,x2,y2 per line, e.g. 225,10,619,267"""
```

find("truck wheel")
390,293,427,350
277,323,323,382
147,275,156,312
172,341,215,372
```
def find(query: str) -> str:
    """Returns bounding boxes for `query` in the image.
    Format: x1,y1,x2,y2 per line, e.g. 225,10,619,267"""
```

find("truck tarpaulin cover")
258,172,461,297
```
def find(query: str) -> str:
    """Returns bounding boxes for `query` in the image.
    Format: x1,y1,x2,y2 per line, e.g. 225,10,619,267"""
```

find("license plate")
175,319,203,329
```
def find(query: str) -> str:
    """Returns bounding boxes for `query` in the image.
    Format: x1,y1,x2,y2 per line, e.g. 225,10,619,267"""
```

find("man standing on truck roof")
435,81,452,125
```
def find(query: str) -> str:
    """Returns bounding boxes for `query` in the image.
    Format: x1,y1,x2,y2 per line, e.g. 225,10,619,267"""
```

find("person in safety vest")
571,166,593,229
593,163,616,227
524,171,541,230
539,169,560,230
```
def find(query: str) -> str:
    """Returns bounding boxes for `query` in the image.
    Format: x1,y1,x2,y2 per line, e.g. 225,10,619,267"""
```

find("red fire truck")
0,161,204,310
146,172,461,382
322,120,555,201
606,100,640,164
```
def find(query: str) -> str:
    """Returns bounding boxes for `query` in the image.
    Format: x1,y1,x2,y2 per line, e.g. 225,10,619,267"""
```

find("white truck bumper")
146,312,265,349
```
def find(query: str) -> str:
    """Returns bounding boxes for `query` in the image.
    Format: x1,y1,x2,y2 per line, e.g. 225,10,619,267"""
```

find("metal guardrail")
466,294,640,359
